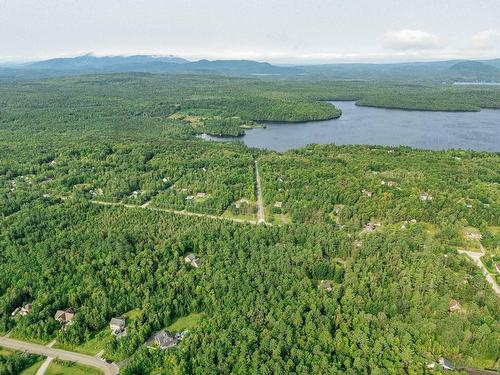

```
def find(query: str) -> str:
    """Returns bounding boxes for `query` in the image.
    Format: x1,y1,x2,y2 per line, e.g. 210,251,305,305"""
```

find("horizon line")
1,51,500,66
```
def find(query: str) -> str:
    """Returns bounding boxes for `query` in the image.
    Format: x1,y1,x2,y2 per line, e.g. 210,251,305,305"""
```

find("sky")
1,0,500,64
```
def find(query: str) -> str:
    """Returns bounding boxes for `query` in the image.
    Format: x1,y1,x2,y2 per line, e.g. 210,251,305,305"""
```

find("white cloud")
384,29,443,50
472,29,500,49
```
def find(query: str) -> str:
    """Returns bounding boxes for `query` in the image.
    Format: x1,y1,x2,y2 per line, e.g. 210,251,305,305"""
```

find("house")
354,240,363,248
318,280,333,292
387,181,397,187
449,299,462,313
426,362,436,369
466,204,473,209
465,231,482,240
148,331,178,350
333,205,344,214
185,195,194,200
495,263,500,273
184,254,201,268
364,221,381,232
438,357,454,371
19,303,32,316
420,192,433,201
361,189,372,197
274,201,283,209
196,192,207,198
109,317,126,335
235,198,249,209
54,308,75,325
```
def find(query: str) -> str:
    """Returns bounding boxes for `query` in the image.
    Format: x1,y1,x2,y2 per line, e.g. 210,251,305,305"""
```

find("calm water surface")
200,101,500,152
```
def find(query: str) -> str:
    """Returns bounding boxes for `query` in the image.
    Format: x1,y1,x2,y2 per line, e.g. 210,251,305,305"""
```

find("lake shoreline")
199,101,500,153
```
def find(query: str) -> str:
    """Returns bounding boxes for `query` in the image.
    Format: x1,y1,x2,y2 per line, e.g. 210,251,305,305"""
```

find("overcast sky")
1,0,500,63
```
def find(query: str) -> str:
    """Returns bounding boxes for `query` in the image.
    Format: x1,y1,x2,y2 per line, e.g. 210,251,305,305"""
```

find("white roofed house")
420,192,433,201
184,253,201,268
19,303,32,316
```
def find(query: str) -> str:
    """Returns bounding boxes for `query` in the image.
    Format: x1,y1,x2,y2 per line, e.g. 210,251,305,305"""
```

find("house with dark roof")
147,331,178,350
438,357,454,371
54,308,75,325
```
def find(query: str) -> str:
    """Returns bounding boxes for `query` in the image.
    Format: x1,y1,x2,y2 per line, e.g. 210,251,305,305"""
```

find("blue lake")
200,101,500,152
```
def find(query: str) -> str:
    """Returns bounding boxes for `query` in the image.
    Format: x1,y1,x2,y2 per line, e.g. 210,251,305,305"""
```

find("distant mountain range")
1,54,500,81
299,59,500,81
0,54,304,77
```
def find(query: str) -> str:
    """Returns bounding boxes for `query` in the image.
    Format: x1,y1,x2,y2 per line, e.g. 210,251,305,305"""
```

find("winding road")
457,249,500,296
0,337,118,375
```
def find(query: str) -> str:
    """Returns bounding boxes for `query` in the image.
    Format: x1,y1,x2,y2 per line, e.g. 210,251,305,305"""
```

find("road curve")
0,337,118,375
457,249,500,296
254,160,266,224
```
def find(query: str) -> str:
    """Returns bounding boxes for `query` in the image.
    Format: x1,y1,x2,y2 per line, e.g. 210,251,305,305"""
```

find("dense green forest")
1,74,499,374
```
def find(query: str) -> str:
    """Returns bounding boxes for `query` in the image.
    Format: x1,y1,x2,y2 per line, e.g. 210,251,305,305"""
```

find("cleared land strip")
457,249,500,296
0,336,118,375
90,200,269,226
254,160,266,224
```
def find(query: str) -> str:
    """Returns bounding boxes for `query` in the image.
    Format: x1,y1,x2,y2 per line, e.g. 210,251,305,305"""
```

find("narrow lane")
254,160,266,224
457,249,500,296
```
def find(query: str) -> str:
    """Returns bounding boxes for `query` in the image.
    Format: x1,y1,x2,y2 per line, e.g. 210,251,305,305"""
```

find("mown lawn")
55,329,110,356
0,346,14,355
167,313,205,332
18,359,45,375
45,359,102,375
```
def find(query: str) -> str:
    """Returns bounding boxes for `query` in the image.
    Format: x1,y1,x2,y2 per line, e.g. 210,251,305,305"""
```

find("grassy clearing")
45,359,102,375
18,359,45,375
167,313,205,332
55,329,110,356
222,209,257,222
461,226,482,251
0,346,14,355
9,331,50,345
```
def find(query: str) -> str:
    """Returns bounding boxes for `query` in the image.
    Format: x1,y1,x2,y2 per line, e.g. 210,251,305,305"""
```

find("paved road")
457,249,500,296
36,357,53,375
254,160,266,224
0,337,118,375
